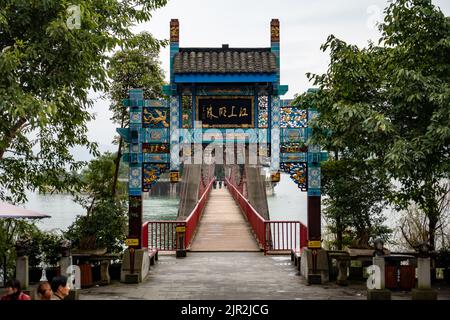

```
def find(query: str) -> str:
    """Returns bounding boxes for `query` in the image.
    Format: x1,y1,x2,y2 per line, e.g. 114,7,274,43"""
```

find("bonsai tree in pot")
25,228,65,282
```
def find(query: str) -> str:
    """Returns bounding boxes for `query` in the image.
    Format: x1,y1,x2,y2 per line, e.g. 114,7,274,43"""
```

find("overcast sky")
81,0,450,160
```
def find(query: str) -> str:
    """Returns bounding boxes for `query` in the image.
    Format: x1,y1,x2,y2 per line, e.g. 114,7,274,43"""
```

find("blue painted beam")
121,153,170,164
281,128,308,143
174,73,277,83
280,152,308,163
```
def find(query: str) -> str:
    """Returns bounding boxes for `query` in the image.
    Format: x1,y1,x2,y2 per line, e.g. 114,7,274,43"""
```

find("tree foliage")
74,152,125,212
107,41,166,197
65,198,127,253
66,152,127,253
0,0,167,204
395,180,450,251
321,159,392,249
26,229,64,267
303,0,449,250
108,38,167,127
0,219,42,280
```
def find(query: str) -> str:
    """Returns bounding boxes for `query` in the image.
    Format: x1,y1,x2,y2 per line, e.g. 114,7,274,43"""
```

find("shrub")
65,199,127,254
27,230,65,268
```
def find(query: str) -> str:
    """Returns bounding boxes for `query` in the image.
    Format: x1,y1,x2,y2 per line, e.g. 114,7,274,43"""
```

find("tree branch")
0,117,28,160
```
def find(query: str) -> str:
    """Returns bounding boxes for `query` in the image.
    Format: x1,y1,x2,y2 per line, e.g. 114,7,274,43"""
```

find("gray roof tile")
173,47,277,74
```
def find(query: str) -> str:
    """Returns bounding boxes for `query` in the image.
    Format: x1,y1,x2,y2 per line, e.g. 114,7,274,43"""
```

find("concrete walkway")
79,252,450,300
189,187,260,252
79,252,365,300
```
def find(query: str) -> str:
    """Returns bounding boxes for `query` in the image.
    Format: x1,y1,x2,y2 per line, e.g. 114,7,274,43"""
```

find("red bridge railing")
142,178,215,251
225,177,308,255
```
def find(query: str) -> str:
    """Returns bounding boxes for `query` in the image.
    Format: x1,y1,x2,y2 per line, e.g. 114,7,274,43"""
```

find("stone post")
336,256,350,286
59,240,79,300
60,256,71,276
15,256,29,290
15,240,29,289
373,256,386,289
120,247,149,283
367,238,391,300
176,225,186,258
300,248,329,284
412,243,437,300
99,260,111,285
417,257,431,289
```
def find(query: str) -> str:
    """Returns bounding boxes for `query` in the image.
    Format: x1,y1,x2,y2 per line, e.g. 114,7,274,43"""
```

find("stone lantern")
416,242,431,258
14,239,29,257
373,238,385,257
59,239,72,275
60,239,72,257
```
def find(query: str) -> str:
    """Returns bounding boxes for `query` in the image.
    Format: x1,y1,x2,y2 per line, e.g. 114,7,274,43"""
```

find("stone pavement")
78,252,450,300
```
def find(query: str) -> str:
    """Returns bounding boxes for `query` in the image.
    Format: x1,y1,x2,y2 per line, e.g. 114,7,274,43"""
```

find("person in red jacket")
1,279,31,300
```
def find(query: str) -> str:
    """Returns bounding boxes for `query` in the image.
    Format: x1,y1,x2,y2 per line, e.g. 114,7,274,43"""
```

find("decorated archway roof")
173,46,277,74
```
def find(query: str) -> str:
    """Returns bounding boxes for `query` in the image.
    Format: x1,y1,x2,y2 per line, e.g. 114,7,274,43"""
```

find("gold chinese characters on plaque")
197,96,254,128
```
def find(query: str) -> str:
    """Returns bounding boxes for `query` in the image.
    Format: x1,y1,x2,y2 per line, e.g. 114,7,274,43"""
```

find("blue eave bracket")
162,85,171,96
277,85,289,95
116,128,130,142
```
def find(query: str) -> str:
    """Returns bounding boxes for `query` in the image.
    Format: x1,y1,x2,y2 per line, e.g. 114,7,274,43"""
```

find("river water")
25,173,307,233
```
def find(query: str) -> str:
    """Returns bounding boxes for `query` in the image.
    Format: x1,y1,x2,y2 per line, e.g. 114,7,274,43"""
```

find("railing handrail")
184,177,215,248
185,178,215,224
224,177,267,222
141,177,215,250
264,220,303,223
143,220,186,224
142,176,308,252
225,177,307,227
225,176,308,254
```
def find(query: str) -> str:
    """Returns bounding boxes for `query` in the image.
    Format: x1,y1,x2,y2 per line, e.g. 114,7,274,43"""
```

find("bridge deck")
189,187,260,252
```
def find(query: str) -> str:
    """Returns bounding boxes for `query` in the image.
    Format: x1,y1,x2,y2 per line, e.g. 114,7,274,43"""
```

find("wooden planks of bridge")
189,187,260,252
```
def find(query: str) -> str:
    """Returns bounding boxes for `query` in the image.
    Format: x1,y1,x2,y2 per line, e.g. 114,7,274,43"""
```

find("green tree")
294,88,392,249
321,159,392,249
379,0,450,251
0,219,38,284
74,152,125,214
66,153,127,252
306,0,450,250
65,199,127,253
107,41,166,197
26,228,64,267
0,0,167,204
